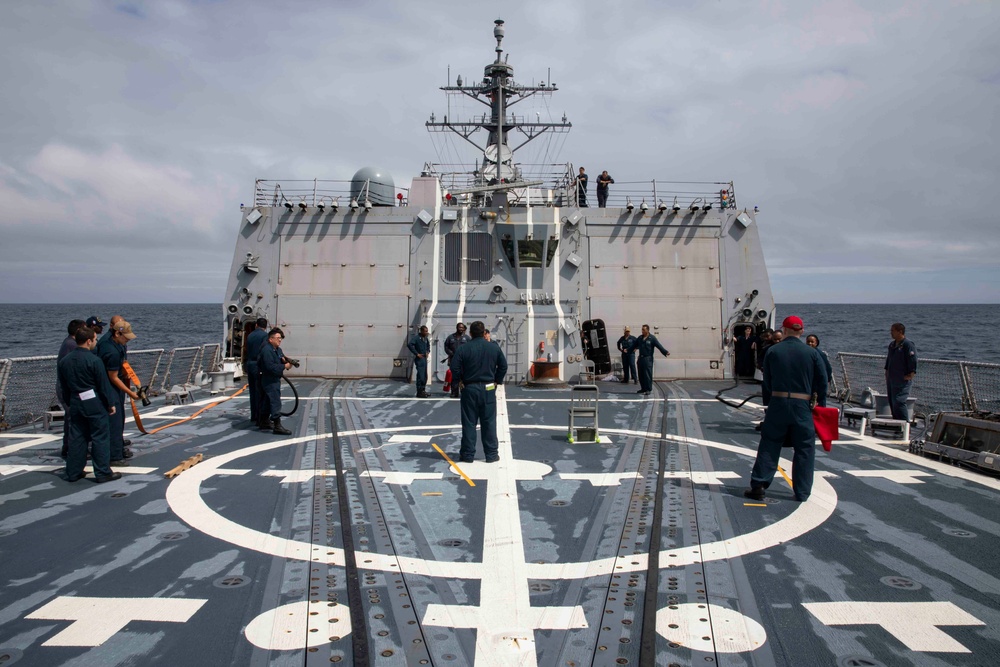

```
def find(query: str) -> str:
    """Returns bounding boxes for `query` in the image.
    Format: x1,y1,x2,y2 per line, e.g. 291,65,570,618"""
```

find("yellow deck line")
431,442,475,487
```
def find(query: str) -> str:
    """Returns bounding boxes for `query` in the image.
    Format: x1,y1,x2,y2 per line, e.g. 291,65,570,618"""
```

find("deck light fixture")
283,200,294,212
350,199,360,211
639,200,649,214
672,196,681,213
298,199,308,211
625,197,634,212
364,199,373,212
317,200,326,212
689,198,702,213
703,201,713,211
657,201,667,212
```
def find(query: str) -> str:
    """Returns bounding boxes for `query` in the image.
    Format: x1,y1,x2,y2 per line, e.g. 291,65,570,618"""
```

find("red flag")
813,406,840,452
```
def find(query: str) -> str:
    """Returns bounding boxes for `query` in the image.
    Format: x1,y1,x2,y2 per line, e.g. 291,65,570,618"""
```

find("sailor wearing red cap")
744,315,828,502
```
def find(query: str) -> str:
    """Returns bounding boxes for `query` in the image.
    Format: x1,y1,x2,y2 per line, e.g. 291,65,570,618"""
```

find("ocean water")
0,304,222,359
2,303,997,364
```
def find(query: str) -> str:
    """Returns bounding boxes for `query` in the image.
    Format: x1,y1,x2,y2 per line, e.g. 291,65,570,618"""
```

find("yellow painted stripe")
744,503,768,507
777,465,794,489
432,443,475,487
422,492,443,497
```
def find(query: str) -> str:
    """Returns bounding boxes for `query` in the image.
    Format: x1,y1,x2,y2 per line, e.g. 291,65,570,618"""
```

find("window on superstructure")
517,240,544,268
444,231,493,283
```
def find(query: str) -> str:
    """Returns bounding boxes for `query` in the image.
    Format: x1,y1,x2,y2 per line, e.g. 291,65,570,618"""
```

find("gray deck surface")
1,379,998,666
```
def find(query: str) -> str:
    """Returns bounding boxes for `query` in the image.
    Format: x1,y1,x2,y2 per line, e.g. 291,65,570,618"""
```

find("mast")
425,19,571,196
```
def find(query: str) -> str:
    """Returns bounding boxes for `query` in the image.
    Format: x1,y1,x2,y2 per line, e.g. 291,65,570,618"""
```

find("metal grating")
444,231,493,283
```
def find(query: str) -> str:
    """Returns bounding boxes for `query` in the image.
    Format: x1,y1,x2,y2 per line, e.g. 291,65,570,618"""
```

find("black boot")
258,419,273,431
272,418,291,435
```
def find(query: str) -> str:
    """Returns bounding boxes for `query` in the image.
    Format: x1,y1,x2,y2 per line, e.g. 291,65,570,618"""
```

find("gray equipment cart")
568,384,599,443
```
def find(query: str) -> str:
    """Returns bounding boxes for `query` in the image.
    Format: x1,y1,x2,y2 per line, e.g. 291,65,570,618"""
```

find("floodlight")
672,196,680,212
639,200,649,213
625,197,634,212
245,208,262,225
350,199,359,211
657,201,667,212
364,199,373,212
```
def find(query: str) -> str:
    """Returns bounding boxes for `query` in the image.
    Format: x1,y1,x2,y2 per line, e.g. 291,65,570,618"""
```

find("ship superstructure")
223,19,774,382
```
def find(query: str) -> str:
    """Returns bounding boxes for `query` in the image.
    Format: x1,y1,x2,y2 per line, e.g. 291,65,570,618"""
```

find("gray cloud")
1,0,997,303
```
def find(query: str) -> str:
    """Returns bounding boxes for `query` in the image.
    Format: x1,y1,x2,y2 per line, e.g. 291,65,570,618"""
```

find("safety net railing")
158,347,202,394
0,343,223,429
836,353,1000,415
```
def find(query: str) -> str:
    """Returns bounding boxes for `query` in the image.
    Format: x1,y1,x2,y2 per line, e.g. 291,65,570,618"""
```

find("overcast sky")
1,0,997,304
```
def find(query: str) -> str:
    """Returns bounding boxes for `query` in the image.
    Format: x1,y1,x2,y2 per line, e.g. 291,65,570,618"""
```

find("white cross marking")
260,469,337,484
422,385,587,666
846,469,933,485
26,596,207,646
361,471,444,485
803,601,985,652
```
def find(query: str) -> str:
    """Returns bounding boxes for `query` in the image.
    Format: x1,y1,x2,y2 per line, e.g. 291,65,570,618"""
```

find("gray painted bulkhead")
223,177,773,381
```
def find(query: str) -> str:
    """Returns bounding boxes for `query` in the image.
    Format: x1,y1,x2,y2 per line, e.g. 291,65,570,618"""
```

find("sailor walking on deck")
453,321,508,463
617,326,638,385
244,317,269,428
58,326,121,483
57,318,85,458
259,328,293,435
630,324,669,395
745,316,828,502
408,325,431,398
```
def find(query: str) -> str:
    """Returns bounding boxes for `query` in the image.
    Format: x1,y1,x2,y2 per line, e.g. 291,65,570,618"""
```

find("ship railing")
587,180,737,211
253,179,410,208
0,344,225,430
425,162,575,198
836,353,1000,416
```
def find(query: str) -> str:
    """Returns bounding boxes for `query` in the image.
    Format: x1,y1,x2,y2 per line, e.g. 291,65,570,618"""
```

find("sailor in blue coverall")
630,324,669,395
745,316,828,502
244,317,269,428
616,327,638,385
57,327,120,482
885,322,917,421
258,327,292,435
407,325,431,397
452,320,508,462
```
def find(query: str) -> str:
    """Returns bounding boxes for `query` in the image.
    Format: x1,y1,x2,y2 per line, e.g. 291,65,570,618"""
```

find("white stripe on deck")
846,469,933,484
0,433,60,456
26,596,206,646
803,601,985,653
421,385,586,666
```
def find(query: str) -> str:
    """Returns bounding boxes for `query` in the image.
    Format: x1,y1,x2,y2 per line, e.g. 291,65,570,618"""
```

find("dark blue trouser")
247,362,261,422
638,356,654,392
109,388,126,460
887,380,912,421
414,358,427,394
750,398,816,501
262,378,283,420
459,383,498,461
66,405,112,478
622,353,637,383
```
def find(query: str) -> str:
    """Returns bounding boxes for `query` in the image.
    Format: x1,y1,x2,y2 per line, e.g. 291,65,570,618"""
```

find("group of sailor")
56,315,140,483
616,325,670,395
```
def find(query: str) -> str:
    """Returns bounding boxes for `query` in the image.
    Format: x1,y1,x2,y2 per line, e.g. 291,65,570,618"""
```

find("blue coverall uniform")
407,332,431,396
630,334,669,393
453,337,508,462
749,337,828,502
245,327,268,423
445,332,471,397
58,347,116,479
96,337,128,460
617,334,637,384
885,338,917,421
258,343,287,422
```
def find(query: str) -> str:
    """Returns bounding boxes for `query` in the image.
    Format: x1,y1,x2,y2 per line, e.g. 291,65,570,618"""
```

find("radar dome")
350,167,395,206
